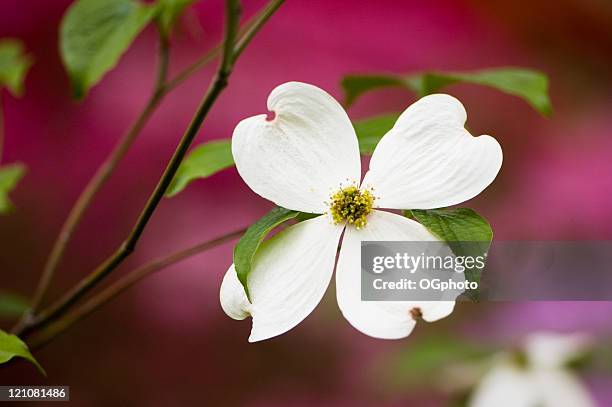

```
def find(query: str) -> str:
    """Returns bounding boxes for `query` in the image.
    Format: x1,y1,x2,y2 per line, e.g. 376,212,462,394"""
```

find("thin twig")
28,228,246,350
163,44,219,94
232,0,283,60
16,0,252,337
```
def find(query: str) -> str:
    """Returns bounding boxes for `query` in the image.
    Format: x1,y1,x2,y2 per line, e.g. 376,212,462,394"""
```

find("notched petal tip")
409,307,423,321
414,93,468,123
363,93,503,210
231,81,361,213
265,110,276,122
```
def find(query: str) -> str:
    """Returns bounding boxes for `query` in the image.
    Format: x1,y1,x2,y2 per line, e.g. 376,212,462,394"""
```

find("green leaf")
156,0,195,36
0,39,33,97
354,113,399,154
0,164,26,214
342,67,552,116
0,292,29,318
0,329,45,375
60,0,157,99
408,208,493,242
341,74,406,107
166,140,234,197
407,208,493,299
234,207,299,299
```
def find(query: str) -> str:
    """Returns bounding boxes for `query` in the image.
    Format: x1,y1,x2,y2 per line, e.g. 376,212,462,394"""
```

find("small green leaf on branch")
166,140,234,197
0,164,26,214
0,39,33,97
0,329,46,376
60,0,158,99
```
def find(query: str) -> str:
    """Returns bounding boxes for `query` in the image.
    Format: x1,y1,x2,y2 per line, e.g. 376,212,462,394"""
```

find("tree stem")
232,0,283,60
28,228,246,350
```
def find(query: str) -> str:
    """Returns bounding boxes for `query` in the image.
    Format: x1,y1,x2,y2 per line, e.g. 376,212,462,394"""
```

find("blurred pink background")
1,0,612,405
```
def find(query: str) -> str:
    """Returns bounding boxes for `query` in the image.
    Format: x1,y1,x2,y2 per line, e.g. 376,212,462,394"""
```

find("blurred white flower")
469,332,595,407
220,82,502,342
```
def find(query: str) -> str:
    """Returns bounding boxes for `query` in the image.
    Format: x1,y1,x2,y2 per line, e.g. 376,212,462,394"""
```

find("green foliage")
0,164,26,214
60,0,157,99
166,140,234,197
407,208,493,299
156,0,196,36
0,329,45,375
569,342,612,374
233,207,299,299
353,113,399,154
408,208,493,242
0,39,33,97
0,292,29,318
380,335,493,388
342,67,552,116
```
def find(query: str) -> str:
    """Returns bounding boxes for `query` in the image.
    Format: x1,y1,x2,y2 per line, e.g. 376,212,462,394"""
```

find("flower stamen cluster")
329,186,374,229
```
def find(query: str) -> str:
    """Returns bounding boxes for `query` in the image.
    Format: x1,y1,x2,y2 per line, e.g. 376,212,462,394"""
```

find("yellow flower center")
329,186,374,229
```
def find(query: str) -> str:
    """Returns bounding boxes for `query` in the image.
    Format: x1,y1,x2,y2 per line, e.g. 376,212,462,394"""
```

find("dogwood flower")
220,82,502,342
469,332,595,407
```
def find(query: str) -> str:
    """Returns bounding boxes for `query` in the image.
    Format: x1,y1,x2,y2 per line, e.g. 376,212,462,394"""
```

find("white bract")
220,82,502,342
469,332,595,407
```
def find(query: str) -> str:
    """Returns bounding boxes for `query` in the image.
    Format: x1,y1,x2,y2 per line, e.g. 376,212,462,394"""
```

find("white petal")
220,264,251,320
524,331,592,369
220,215,343,342
469,360,596,407
469,364,538,407
335,210,457,339
232,82,361,213
362,94,503,209
534,369,596,407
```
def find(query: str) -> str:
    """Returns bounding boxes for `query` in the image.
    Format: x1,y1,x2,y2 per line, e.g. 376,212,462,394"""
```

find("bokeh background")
1,0,612,405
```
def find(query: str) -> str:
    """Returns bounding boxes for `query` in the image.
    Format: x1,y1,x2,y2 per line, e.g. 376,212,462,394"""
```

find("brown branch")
28,228,246,349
